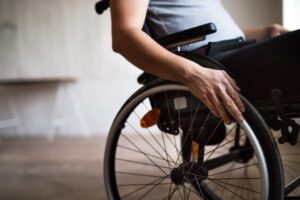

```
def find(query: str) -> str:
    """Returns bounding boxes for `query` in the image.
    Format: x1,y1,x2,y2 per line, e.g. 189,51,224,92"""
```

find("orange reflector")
192,141,199,160
140,108,161,128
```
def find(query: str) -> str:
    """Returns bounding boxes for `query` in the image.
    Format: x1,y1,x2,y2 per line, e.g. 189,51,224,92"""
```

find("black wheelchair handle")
95,0,110,15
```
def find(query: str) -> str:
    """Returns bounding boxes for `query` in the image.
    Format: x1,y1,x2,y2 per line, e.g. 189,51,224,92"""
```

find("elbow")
111,28,124,53
112,38,122,53
112,31,127,53
111,27,138,53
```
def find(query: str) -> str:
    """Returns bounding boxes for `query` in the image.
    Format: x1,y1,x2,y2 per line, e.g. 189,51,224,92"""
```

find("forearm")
113,28,198,84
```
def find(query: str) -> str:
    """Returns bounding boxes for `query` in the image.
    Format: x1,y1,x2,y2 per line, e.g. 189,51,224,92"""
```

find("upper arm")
110,0,149,37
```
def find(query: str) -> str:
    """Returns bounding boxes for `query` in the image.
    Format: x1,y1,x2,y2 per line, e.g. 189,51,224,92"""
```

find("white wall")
0,79,140,136
0,0,141,80
283,0,300,30
0,0,283,136
0,0,141,136
222,0,282,27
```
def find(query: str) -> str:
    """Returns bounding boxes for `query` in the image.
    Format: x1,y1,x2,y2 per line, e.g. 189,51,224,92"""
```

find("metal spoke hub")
170,162,208,185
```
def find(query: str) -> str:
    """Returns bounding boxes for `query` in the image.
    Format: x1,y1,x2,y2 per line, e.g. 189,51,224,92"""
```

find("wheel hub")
170,168,184,185
170,162,208,185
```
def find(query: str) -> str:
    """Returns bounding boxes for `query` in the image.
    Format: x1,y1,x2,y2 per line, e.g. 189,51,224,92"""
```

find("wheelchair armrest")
137,72,158,85
156,23,217,50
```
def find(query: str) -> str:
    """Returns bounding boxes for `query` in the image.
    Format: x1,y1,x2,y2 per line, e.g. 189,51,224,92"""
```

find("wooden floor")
0,137,107,200
0,134,299,200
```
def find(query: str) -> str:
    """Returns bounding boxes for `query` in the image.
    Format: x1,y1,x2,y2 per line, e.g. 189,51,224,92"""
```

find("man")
110,0,293,125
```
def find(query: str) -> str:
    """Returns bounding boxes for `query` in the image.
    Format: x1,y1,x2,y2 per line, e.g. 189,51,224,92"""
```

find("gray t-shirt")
146,0,245,50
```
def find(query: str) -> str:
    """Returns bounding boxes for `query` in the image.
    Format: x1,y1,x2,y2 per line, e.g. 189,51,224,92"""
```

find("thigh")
218,30,300,102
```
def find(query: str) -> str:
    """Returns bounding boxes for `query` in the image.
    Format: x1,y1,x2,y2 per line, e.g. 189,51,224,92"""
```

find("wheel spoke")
174,103,202,165
162,184,178,200
209,179,248,200
120,134,170,175
138,176,169,200
148,96,174,169
116,171,165,178
183,177,201,198
203,133,246,161
120,175,169,199
118,145,173,163
209,162,258,177
203,125,240,162
116,158,170,169
119,182,170,187
208,178,261,194
126,122,172,168
133,110,176,164
177,186,184,200
164,92,180,156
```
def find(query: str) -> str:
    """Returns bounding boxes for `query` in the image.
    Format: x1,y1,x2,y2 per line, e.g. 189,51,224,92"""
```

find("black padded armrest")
156,23,217,49
137,72,158,85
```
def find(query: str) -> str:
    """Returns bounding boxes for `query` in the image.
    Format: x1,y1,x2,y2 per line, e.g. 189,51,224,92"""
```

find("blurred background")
0,0,299,199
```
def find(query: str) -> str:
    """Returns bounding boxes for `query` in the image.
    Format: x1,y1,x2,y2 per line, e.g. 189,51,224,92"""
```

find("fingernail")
241,106,246,113
238,116,244,123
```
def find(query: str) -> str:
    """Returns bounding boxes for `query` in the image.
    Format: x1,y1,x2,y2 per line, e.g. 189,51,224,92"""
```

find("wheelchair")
96,1,300,199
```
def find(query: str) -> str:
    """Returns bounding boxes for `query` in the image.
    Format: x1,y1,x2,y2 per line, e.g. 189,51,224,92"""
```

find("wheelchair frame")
96,1,300,199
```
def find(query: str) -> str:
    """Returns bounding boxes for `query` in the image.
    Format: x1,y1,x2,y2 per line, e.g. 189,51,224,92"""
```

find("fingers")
220,90,244,123
224,72,245,113
208,92,232,125
208,82,244,124
226,84,245,113
220,77,245,123
187,68,245,125
270,24,290,37
224,72,240,92
202,97,220,118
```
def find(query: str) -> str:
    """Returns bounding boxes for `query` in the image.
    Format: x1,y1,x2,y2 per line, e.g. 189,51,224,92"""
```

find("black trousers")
206,30,300,103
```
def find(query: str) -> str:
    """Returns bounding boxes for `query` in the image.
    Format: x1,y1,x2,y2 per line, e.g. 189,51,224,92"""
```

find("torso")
146,0,245,50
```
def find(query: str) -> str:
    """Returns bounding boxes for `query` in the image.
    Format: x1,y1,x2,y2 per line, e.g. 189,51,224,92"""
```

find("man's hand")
243,24,289,42
270,24,289,37
186,66,245,125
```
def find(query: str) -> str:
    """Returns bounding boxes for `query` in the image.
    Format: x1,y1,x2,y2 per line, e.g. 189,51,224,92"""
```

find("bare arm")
243,24,289,42
111,0,194,84
110,0,245,124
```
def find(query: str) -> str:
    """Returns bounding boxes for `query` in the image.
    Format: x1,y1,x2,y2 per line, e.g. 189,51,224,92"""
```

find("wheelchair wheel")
104,83,284,200
273,129,300,197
